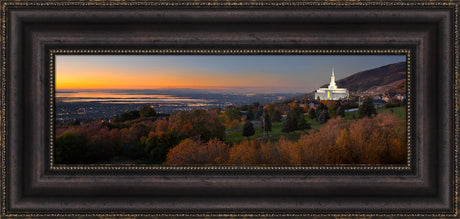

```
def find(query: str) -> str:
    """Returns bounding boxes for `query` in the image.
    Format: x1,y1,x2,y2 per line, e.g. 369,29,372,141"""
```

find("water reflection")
56,91,207,103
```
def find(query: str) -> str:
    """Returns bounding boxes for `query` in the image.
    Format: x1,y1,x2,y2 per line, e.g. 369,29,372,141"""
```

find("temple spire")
328,68,337,90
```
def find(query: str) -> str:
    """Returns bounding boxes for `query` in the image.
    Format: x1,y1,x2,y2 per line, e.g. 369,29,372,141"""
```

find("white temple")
315,68,349,100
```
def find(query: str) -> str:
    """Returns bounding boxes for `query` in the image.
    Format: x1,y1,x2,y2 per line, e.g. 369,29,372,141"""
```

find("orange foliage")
165,112,407,165
289,102,299,109
164,138,230,164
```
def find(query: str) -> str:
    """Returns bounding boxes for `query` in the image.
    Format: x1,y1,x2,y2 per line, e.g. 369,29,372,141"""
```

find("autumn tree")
227,140,260,164
164,138,231,165
163,112,406,165
302,99,310,113
243,121,255,140
385,97,402,108
223,107,242,128
224,107,242,122
171,109,226,142
328,101,339,118
289,102,299,109
264,104,282,123
142,109,226,163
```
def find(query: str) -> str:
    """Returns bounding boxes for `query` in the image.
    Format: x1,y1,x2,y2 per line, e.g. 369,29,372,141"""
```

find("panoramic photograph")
54,55,407,165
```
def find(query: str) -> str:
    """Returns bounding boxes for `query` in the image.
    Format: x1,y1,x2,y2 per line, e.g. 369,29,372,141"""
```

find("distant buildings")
315,68,349,100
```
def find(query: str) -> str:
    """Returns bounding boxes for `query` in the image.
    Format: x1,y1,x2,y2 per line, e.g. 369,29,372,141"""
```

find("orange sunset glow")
56,55,407,92
56,68,281,90
56,56,284,90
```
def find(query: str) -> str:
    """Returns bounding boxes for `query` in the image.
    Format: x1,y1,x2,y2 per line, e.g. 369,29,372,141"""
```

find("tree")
224,108,242,122
55,132,87,164
384,97,402,108
316,102,328,119
243,121,255,139
172,109,226,142
302,99,310,113
246,110,254,121
297,117,311,132
328,101,339,118
282,116,296,133
282,106,305,133
336,106,345,118
270,109,282,123
113,110,140,123
263,112,272,133
68,119,80,126
317,109,330,124
254,109,263,120
139,105,157,119
289,102,299,109
308,108,316,120
359,98,377,118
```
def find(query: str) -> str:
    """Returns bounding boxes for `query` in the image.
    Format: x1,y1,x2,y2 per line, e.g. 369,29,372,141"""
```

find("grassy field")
343,106,406,121
224,114,321,144
378,106,406,120
224,105,406,144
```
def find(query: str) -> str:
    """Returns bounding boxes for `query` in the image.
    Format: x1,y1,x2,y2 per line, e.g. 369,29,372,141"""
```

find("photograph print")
54,54,407,165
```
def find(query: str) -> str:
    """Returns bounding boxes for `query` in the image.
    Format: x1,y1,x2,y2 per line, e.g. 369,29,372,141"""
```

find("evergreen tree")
246,110,254,121
336,106,345,118
270,109,282,123
263,113,272,133
297,117,311,132
316,102,328,119
359,98,377,118
282,116,296,133
308,108,316,120
242,121,255,140
254,109,263,120
318,109,330,124
402,98,407,106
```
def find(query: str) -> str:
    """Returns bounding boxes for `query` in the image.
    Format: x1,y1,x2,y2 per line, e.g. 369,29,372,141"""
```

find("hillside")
320,61,406,94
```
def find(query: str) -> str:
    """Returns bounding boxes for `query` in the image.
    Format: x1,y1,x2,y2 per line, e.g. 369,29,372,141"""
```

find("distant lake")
56,90,208,104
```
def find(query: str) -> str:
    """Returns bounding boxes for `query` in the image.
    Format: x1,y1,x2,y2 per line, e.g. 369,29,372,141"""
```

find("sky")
56,55,406,93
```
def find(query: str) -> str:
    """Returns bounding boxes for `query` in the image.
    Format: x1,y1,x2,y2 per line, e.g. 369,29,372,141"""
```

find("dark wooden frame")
1,0,458,217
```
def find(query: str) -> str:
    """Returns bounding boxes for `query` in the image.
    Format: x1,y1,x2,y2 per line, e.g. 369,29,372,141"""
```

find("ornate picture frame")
1,0,458,217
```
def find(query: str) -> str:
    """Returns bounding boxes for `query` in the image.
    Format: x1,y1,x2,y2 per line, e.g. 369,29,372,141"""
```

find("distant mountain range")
320,61,406,94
